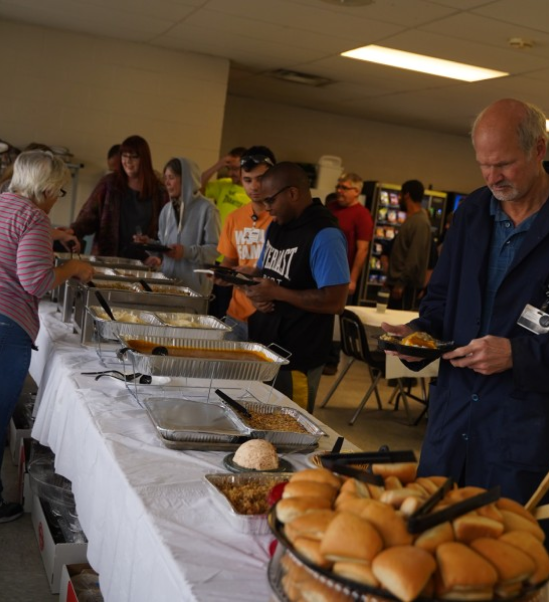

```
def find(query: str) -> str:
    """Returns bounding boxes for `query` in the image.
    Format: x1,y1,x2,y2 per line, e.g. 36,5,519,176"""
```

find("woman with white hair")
0,150,94,523
137,157,220,296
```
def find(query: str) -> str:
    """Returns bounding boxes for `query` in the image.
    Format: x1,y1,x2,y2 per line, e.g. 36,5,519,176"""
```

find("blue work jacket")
410,186,549,504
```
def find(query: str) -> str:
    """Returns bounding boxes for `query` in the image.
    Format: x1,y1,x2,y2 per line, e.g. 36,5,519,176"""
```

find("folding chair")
319,309,413,425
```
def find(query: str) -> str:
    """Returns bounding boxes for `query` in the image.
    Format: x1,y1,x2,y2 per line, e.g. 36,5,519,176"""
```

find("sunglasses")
240,154,275,169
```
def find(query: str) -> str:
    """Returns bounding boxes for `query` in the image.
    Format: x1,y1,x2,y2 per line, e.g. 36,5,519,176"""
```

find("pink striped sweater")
0,192,55,341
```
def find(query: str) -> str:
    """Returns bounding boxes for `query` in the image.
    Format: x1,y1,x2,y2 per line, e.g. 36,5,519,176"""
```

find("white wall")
221,95,486,196
0,21,230,225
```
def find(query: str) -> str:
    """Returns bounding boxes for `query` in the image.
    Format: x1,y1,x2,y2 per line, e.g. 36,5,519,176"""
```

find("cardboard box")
9,416,31,466
59,563,102,602
31,495,88,594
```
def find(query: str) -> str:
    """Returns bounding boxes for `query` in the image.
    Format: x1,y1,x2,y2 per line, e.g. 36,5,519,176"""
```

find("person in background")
386,179,432,310
215,146,276,340
136,157,220,296
0,150,94,523
383,98,549,512
70,135,168,260
244,162,350,413
202,146,248,318
107,144,121,172
323,172,374,375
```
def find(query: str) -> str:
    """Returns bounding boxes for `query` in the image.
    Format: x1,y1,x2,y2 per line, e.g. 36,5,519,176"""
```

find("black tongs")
407,481,501,534
320,449,417,486
215,389,252,419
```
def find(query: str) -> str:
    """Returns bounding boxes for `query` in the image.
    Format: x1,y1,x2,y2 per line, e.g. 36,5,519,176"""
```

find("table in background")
30,302,347,602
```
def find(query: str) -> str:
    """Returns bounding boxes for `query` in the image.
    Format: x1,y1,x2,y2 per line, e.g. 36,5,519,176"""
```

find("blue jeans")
0,314,32,497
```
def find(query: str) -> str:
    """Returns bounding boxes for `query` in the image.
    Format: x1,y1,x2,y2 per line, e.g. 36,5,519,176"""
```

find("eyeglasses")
240,155,275,168
121,153,139,160
336,184,357,192
58,189,67,198
262,185,292,206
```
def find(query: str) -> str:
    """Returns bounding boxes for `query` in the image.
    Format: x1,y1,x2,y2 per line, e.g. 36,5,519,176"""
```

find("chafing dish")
119,335,289,382
87,306,230,342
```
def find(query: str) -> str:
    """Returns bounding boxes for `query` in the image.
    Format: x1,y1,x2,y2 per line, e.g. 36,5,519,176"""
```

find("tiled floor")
0,364,428,601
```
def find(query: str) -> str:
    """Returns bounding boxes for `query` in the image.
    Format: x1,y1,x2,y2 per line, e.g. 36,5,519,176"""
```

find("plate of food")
378,332,456,360
223,440,294,474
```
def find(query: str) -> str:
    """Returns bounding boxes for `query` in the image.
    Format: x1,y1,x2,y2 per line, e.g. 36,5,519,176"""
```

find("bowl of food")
224,440,293,473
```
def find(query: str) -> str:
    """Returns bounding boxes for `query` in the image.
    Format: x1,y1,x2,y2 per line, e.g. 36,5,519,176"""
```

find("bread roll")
384,475,403,490
380,487,425,509
290,468,341,490
372,545,437,602
496,497,538,524
500,509,545,542
282,480,338,503
276,496,332,523
400,496,424,517
500,530,549,585
338,477,370,498
320,511,383,563
359,499,414,547
414,521,455,553
469,537,535,597
371,462,418,484
436,541,498,598
285,510,335,543
334,496,376,516
333,562,379,587
293,537,332,569
453,513,504,543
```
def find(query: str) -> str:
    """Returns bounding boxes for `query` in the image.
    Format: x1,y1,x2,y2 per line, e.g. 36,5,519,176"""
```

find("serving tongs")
94,290,115,321
320,449,417,486
406,480,501,534
215,389,252,419
81,370,151,383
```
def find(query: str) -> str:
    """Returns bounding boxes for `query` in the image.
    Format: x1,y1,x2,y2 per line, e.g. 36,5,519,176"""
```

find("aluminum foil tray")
87,306,162,340
140,283,204,297
119,335,289,381
142,396,250,443
55,253,144,267
89,307,230,342
83,279,139,291
205,473,292,535
111,268,171,281
231,400,326,447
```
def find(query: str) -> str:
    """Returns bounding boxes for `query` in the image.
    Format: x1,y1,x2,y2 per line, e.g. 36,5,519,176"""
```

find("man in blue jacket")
383,98,549,507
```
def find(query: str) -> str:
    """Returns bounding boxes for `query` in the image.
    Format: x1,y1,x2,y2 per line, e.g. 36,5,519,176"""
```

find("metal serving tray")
88,307,230,342
119,335,289,381
227,400,325,447
142,397,249,443
205,473,292,535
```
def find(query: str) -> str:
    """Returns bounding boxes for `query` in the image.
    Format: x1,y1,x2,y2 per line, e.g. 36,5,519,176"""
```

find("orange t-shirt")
217,204,272,322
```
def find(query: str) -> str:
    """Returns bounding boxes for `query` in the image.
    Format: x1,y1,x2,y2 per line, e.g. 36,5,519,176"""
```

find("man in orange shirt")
216,146,276,340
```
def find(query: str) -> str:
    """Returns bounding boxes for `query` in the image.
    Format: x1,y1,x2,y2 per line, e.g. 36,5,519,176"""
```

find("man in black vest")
244,162,350,413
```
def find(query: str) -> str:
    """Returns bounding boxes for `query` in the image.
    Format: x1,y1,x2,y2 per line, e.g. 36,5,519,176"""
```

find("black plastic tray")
378,335,456,360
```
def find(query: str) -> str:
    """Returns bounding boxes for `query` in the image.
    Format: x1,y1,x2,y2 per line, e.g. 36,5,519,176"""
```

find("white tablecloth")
31,302,346,602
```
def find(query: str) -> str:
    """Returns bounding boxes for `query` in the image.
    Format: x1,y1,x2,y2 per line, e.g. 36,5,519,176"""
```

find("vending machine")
358,181,448,305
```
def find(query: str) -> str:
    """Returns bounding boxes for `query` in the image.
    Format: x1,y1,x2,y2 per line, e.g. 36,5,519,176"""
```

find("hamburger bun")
320,511,383,563
359,499,414,547
414,521,455,553
276,496,332,523
453,513,504,543
500,530,549,585
500,509,545,542
290,468,341,490
380,487,425,509
339,477,370,498
371,462,418,484
334,496,377,516
469,537,536,597
284,510,336,543
372,545,437,602
400,495,425,517
384,475,403,490
436,541,498,596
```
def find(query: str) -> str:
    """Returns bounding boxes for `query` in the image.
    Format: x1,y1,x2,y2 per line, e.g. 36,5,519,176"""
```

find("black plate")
378,336,456,360
223,453,293,474
131,242,171,253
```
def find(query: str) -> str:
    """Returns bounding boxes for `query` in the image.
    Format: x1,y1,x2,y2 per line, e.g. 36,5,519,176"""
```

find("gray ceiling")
1,0,548,136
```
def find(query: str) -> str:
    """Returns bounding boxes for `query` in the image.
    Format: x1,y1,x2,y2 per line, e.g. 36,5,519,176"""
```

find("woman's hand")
52,228,81,253
70,260,94,283
165,244,184,261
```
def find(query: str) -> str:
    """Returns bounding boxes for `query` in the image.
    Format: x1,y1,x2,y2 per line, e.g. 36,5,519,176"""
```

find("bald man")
244,162,350,413
383,99,549,507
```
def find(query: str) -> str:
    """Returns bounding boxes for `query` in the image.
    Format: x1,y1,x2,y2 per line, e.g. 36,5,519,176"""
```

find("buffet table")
30,302,346,602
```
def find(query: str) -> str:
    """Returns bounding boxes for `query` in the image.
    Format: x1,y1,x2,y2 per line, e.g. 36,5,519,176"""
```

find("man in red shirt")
324,172,374,374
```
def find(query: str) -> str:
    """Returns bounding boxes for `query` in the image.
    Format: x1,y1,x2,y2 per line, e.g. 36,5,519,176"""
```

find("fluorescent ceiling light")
341,45,508,82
